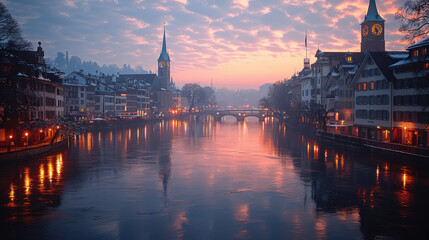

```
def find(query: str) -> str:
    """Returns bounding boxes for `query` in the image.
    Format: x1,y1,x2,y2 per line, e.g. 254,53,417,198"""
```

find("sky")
5,0,407,89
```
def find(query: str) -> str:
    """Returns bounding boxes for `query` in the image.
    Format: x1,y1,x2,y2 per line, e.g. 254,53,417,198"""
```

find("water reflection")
0,120,428,239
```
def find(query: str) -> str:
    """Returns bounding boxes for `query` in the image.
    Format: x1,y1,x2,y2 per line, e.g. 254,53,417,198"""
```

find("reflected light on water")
48,161,53,183
9,183,15,207
376,165,379,183
56,154,63,179
40,164,45,185
1,121,427,239
24,168,30,197
314,215,327,240
173,211,188,240
235,203,249,223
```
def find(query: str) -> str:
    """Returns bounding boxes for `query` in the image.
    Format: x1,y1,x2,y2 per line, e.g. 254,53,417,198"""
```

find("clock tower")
158,25,170,89
361,0,385,52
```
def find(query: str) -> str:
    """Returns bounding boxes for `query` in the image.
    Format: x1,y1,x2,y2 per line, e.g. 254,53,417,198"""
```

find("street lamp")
24,132,29,148
8,135,13,152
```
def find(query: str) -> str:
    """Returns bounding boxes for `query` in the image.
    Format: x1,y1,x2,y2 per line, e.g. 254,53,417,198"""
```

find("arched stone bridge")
197,109,279,122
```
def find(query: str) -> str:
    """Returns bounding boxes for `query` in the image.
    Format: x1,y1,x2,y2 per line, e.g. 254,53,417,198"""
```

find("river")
1,118,428,239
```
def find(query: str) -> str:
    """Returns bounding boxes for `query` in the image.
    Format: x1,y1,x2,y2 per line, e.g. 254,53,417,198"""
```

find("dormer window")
347,56,352,63
413,50,419,57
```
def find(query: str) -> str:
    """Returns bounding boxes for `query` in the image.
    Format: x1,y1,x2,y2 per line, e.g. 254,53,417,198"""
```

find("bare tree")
395,0,429,43
182,83,204,109
0,2,32,50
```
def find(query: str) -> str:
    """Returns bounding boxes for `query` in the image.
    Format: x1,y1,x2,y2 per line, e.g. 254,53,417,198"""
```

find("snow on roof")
389,54,408,59
331,71,340,77
17,72,28,77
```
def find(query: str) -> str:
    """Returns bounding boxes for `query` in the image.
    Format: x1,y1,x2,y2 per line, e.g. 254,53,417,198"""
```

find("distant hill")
46,51,149,76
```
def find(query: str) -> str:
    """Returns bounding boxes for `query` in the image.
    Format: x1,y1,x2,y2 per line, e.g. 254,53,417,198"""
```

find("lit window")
347,56,352,62
422,48,427,55
424,62,429,70
370,81,375,90
413,50,419,57
363,82,367,91
358,83,362,91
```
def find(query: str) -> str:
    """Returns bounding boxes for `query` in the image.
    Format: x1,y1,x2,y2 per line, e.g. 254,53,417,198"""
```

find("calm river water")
1,118,428,240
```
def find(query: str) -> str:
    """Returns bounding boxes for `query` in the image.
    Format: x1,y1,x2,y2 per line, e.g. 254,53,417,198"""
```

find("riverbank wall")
0,139,68,162
317,130,429,159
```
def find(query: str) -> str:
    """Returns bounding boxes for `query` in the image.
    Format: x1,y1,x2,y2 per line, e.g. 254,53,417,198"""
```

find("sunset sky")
6,0,407,89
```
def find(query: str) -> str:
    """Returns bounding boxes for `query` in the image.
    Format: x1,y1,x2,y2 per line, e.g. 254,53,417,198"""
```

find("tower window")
347,56,352,63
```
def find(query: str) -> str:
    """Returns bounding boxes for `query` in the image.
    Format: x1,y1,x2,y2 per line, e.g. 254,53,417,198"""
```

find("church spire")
158,23,170,61
362,0,385,24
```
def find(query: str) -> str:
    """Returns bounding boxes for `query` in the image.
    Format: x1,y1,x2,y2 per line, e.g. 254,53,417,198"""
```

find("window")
356,110,368,119
363,82,367,91
376,110,382,120
422,48,427,56
347,56,352,62
375,69,381,76
370,81,375,90
45,97,55,106
369,110,376,120
424,62,429,70
413,50,419,57
358,83,362,91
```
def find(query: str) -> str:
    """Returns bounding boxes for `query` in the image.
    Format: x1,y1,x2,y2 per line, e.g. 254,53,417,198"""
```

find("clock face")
371,24,382,36
362,25,369,37
159,61,165,68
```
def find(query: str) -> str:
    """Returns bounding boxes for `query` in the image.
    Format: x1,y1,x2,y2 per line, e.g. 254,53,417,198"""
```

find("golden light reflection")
313,144,319,160
9,183,15,206
24,168,30,196
48,161,53,183
402,173,407,189
335,153,339,170
376,165,379,183
87,132,93,152
56,154,63,178
40,163,45,184
110,131,113,142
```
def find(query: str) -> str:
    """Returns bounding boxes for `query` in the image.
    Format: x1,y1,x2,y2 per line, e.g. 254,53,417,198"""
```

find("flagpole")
305,30,308,59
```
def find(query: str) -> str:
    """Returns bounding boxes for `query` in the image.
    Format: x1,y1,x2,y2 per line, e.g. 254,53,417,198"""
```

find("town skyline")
6,0,407,89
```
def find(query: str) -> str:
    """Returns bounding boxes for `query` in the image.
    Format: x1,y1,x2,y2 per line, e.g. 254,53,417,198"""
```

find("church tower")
158,25,170,89
361,0,385,52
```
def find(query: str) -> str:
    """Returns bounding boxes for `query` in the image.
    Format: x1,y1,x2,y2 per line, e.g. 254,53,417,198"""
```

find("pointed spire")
158,23,170,61
362,0,384,24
